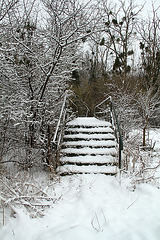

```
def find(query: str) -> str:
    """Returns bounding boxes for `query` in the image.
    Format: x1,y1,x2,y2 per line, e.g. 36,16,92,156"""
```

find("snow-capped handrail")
94,96,123,169
53,94,67,144
94,96,111,110
110,97,123,169
53,93,90,149
52,92,70,169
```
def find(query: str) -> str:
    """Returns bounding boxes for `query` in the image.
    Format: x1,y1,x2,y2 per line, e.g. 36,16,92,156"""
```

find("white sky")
91,0,160,17
137,0,160,16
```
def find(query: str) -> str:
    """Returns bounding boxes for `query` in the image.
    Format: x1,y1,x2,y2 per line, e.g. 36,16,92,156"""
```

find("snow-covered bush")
121,128,160,189
0,169,61,225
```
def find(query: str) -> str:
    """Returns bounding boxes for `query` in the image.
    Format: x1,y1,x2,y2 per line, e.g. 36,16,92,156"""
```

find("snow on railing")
94,96,123,169
52,92,90,168
53,94,67,144
52,92,70,168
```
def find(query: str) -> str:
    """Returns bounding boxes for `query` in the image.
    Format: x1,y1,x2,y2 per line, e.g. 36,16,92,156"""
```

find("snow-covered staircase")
57,117,118,175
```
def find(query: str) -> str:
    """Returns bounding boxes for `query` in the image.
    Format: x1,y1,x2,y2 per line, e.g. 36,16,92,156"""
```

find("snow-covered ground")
0,128,160,240
1,174,160,240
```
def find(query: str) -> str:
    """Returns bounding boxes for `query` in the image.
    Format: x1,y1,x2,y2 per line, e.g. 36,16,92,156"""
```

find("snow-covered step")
61,147,117,156
57,117,118,175
63,140,117,147
60,155,117,165
65,127,114,133
67,117,112,127
62,140,117,148
57,165,117,175
64,133,115,140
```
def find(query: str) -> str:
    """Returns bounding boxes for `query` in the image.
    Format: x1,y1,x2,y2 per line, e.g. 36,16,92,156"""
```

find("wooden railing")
53,94,123,169
52,93,69,168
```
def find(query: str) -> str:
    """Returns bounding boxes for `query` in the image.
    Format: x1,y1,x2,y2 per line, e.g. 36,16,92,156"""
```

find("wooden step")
63,133,115,141
62,140,117,148
61,147,117,156
59,155,117,165
57,117,118,176
65,127,114,134
66,117,112,127
57,165,117,175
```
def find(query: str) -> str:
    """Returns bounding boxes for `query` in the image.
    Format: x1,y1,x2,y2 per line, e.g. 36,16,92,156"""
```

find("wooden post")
119,140,121,169
143,116,148,147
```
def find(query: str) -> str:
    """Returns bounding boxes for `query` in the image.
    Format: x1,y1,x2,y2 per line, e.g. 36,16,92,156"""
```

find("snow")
64,133,115,140
1,128,160,240
61,117,117,174
1,174,160,240
66,127,114,133
67,117,112,127
149,129,160,151
62,147,117,155
57,165,117,174
63,140,117,147
61,155,116,164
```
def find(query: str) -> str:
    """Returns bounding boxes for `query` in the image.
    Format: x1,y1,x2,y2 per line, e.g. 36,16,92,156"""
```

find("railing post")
119,140,121,169
52,93,69,170
110,101,112,125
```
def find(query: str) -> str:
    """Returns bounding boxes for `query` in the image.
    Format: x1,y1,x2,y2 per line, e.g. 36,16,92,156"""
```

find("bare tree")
137,4,160,93
0,0,19,21
95,0,143,89
0,0,97,169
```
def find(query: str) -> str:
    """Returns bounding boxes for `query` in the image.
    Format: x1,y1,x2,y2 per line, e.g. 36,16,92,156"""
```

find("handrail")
94,96,123,169
94,96,111,110
52,92,70,169
69,96,90,117
53,94,67,144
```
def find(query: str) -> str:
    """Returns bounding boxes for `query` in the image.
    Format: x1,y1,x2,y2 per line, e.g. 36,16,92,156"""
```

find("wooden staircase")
57,117,118,175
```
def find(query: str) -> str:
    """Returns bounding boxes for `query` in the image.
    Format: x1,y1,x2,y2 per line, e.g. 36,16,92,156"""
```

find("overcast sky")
95,0,160,16
138,0,160,15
